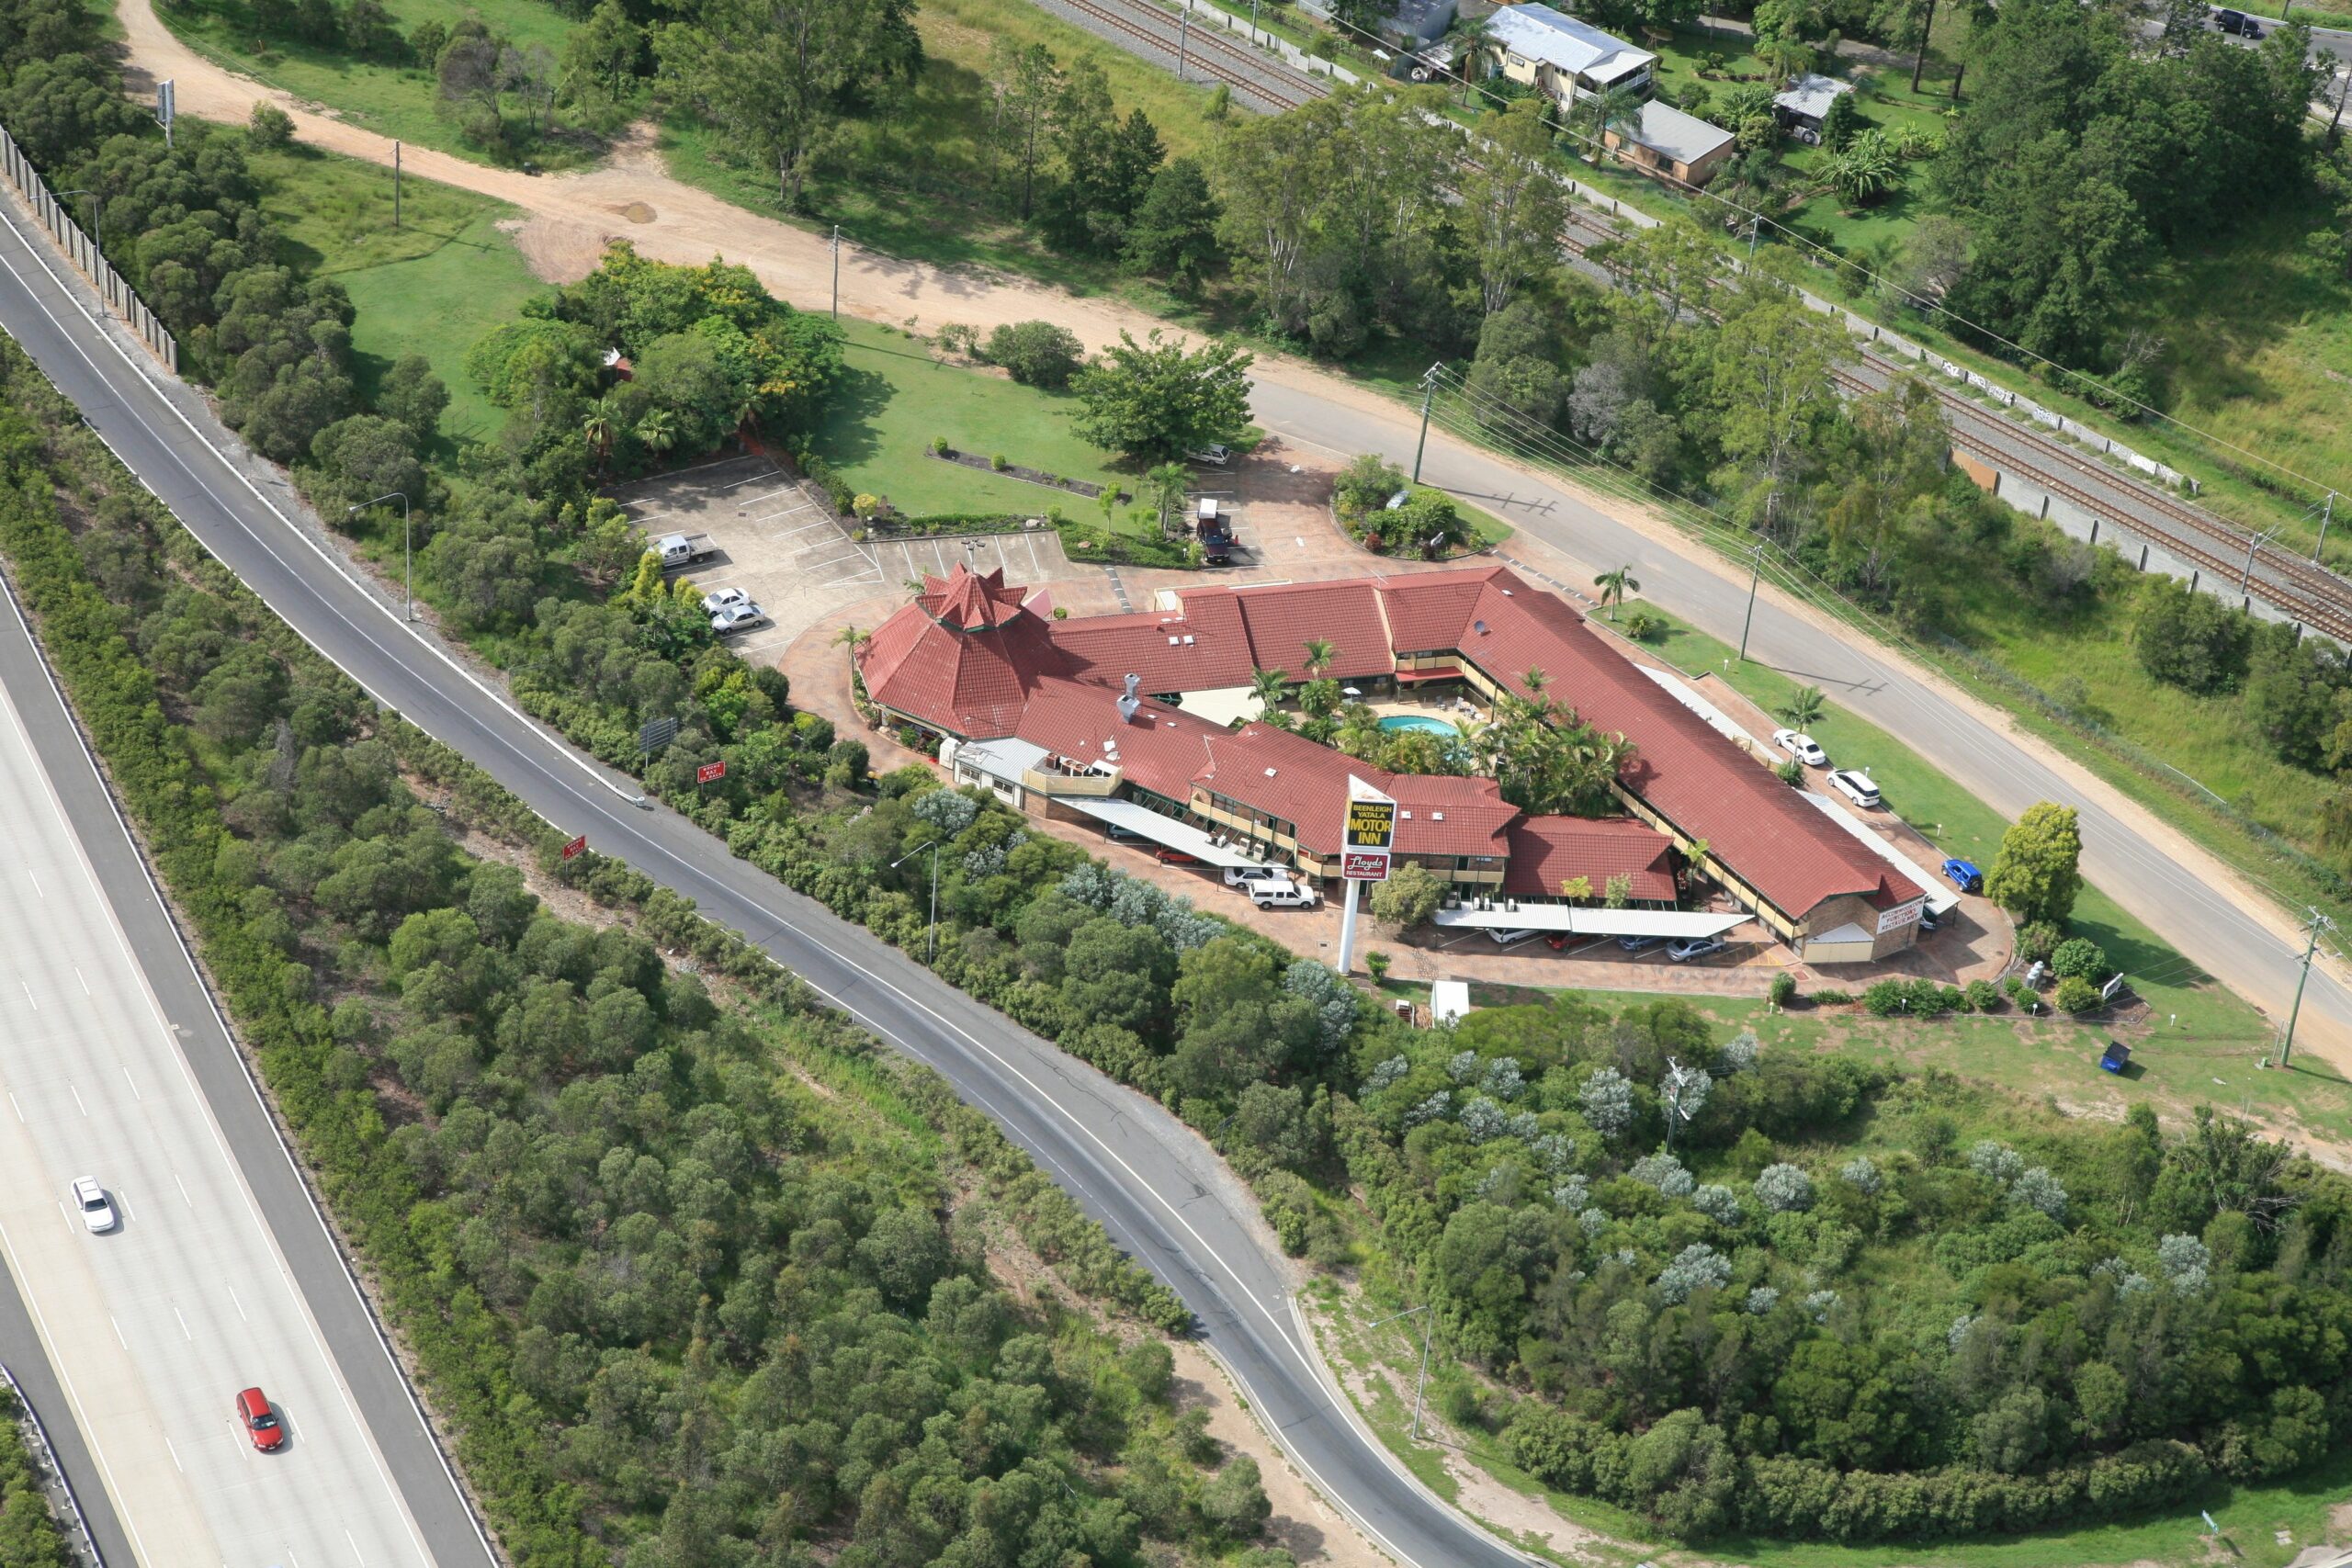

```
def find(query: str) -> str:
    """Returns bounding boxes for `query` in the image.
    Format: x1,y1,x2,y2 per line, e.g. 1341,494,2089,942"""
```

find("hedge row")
0,1387,73,1568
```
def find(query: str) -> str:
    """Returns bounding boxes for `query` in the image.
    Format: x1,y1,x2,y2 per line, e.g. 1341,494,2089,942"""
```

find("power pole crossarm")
1410,366,1439,484
2278,908,2332,1068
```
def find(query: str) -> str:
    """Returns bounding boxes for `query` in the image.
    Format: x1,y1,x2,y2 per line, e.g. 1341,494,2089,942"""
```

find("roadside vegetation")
0,333,1304,1568
0,1390,73,1568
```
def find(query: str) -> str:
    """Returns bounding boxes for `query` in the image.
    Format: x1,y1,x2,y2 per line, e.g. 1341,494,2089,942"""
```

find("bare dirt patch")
614,200,657,223
1169,1341,1385,1568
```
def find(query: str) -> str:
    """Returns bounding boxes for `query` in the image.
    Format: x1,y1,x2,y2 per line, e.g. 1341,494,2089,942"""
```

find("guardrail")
0,1359,109,1567
0,125,177,373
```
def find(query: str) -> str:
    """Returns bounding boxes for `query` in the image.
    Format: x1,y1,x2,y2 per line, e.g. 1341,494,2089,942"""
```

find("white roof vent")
1474,619,1489,635
1183,635,1196,645
1168,636,1181,646
1432,811,1445,821
1401,809,1413,819
1500,590,1513,596
1264,767,1278,778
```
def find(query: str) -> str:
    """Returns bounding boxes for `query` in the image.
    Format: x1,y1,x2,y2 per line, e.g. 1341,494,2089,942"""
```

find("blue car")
1941,857,1984,894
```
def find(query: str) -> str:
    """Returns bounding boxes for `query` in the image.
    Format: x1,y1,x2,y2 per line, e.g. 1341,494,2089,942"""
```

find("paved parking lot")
608,454,886,662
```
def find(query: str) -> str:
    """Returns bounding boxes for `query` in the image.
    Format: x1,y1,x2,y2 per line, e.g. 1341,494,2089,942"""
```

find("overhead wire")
1290,5,2347,504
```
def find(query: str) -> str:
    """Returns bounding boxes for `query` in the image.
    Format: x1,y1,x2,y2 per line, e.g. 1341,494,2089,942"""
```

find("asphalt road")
0,189,1535,1566
0,581,470,1567
0,1243,132,1566
1246,377,2352,1060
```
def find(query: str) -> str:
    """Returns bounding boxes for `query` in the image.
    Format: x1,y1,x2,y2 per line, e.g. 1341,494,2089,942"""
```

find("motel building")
856,563,1942,962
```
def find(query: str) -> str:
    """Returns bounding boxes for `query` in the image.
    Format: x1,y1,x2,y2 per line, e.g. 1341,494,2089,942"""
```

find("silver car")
709,602,768,635
72,1177,115,1233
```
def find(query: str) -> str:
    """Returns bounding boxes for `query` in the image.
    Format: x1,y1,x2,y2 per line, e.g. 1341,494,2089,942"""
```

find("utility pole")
2315,491,2336,561
394,141,401,231
891,839,943,964
59,190,102,245
1736,543,1764,663
1365,1303,1435,1439
347,492,413,620
2329,66,2348,144
2277,908,2333,1068
1410,365,1439,483
2241,526,2276,593
830,226,841,319
1179,6,1192,79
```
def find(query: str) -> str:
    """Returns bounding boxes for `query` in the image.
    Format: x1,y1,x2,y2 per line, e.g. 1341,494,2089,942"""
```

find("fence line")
0,124,177,373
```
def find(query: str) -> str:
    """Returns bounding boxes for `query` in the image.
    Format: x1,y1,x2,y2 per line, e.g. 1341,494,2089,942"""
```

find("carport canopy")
1057,796,1270,868
1434,907,1749,938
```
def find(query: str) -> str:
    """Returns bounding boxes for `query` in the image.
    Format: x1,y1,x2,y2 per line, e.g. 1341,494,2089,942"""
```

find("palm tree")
1757,35,1815,83
833,624,871,654
1302,639,1339,680
1445,11,1497,105
1593,566,1639,621
1780,684,1827,729
1249,666,1290,717
636,408,677,463
1824,130,1898,207
582,410,615,481
1145,462,1190,536
1587,83,1643,164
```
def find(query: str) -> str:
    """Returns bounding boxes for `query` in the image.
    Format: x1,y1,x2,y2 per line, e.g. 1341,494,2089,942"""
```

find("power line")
1294,14,2346,505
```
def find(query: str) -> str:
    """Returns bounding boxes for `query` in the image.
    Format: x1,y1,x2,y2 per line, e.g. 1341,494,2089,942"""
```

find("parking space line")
764,520,833,542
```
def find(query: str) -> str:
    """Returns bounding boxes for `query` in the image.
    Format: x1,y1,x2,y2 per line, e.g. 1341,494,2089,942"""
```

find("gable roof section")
1487,4,1655,82
1450,572,1918,918
1626,100,1735,166
1173,580,1398,683
1502,816,1677,901
1051,594,1259,692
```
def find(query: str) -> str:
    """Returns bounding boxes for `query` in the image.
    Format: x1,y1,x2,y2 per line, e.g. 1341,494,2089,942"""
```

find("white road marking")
25,867,40,898
109,1314,127,1349
58,1200,73,1236
6,1092,20,1122
346,1528,367,1567
228,1284,248,1323
174,1305,192,1341
165,1437,184,1472
175,1171,192,1207
119,1190,135,1223
74,965,88,994
20,980,34,1010
121,1064,141,1100
68,1082,85,1116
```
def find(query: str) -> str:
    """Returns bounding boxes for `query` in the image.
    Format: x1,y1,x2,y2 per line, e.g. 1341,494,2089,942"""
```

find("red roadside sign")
696,760,727,784
1342,851,1392,881
561,834,587,861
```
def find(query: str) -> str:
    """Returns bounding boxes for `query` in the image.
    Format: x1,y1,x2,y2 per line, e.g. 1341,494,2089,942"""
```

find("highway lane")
0,1236,135,1566
0,588,439,1568
0,185,1535,1566
1248,373,2352,1057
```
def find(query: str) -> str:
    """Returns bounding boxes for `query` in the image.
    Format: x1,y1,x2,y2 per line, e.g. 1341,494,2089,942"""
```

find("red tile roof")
1503,816,1678,902
869,563,1919,922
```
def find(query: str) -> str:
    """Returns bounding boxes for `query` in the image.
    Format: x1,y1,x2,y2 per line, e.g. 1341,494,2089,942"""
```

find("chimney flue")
1115,672,1142,724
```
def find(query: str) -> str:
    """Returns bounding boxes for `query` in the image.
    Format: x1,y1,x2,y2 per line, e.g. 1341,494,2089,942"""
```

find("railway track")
1052,0,1329,111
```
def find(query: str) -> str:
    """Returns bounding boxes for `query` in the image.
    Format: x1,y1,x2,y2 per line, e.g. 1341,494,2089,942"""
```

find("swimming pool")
1379,714,1459,737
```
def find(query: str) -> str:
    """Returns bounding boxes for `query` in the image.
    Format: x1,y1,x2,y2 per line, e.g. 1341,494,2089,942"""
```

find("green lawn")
809,321,1156,530
147,0,592,167
1619,599,2279,1053
250,143,538,446
657,0,1223,302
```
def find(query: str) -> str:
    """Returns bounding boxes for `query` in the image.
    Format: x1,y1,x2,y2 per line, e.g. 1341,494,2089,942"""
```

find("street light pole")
891,839,944,964
347,491,413,620
831,225,841,320
58,189,102,245
1736,543,1764,663
1364,1303,1435,1439
2315,491,2336,562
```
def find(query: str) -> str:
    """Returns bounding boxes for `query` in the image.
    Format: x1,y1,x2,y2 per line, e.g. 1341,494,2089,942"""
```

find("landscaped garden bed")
1329,452,1501,559
929,442,1126,502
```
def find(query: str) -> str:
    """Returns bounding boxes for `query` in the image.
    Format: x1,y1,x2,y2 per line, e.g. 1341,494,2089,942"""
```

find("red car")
236,1387,285,1451
1153,848,1201,866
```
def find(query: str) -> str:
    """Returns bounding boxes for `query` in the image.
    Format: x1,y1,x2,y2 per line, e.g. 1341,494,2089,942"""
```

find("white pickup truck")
654,531,718,571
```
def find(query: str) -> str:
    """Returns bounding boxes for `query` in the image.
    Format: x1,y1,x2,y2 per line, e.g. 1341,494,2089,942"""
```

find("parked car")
1105,824,1150,843
1668,934,1728,963
1189,444,1233,467
70,1177,114,1234
1250,880,1321,908
1155,848,1202,866
700,585,750,614
709,602,768,635
1487,927,1538,946
1827,769,1882,808
1771,728,1827,767
1940,857,1984,894
1223,864,1291,886
236,1387,286,1451
654,531,718,570
1919,905,1942,933
1616,933,1666,953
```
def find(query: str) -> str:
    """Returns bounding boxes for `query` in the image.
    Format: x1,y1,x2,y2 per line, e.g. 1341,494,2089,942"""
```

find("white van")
1250,881,1320,909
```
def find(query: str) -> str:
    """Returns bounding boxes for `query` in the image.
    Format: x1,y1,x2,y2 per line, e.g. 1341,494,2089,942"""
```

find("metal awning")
1056,796,1268,868
1396,667,1465,683
1434,907,1749,938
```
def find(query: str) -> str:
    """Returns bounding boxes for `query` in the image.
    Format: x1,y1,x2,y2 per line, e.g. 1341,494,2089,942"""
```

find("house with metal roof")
1772,73,1853,141
860,562,1926,958
1483,4,1656,100
1603,99,1736,187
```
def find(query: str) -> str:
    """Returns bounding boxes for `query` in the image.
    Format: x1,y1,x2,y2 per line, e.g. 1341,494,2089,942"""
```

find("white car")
1223,865,1291,887
1772,728,1827,767
1250,881,1320,909
71,1177,115,1234
700,586,750,615
709,602,767,635
1189,444,1233,467
1827,768,1882,809
1487,927,1538,947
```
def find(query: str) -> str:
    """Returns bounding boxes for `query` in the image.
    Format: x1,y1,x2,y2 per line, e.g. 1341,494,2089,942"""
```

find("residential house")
1772,72,1852,142
1482,3,1655,101
1299,0,1457,50
1603,98,1736,186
